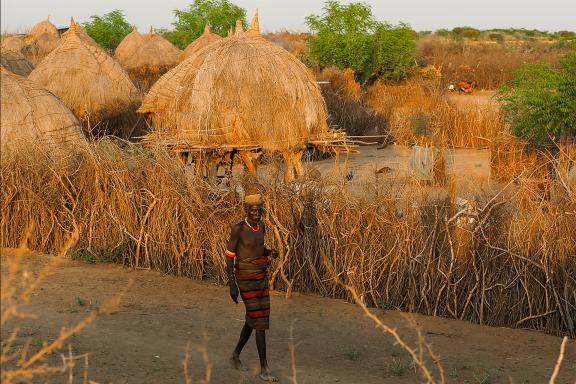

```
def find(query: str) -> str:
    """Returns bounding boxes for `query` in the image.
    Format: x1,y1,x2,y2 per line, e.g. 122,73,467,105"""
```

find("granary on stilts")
119,26,181,93
0,67,86,151
1,48,34,76
139,11,354,182
179,24,222,62
28,18,141,138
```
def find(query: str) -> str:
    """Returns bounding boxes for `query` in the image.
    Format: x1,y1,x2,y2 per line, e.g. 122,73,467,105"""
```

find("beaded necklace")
244,218,260,232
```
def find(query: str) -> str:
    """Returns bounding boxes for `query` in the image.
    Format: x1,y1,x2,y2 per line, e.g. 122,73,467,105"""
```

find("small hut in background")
29,16,59,38
121,27,181,93
1,49,34,76
1,36,26,53
114,26,144,64
180,24,221,62
0,67,86,151
29,19,142,139
23,16,61,65
140,12,352,181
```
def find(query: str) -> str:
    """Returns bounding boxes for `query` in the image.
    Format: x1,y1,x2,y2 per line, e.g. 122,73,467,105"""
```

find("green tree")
496,52,576,145
167,0,246,49
306,1,415,82
83,10,132,49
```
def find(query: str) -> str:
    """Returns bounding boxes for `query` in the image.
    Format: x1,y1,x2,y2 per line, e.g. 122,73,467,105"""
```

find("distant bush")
496,52,576,145
559,31,576,38
434,29,450,37
83,9,132,49
488,32,504,43
452,26,480,40
306,0,415,83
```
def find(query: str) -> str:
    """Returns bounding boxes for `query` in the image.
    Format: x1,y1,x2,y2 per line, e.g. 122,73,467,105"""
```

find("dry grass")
1,139,574,338
366,79,506,148
416,35,570,89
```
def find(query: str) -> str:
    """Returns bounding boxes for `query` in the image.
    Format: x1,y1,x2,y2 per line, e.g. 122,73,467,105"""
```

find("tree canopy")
83,10,132,49
306,1,415,83
496,52,576,145
164,0,246,49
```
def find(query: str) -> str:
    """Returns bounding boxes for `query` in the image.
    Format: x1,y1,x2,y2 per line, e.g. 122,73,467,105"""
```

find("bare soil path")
2,249,574,384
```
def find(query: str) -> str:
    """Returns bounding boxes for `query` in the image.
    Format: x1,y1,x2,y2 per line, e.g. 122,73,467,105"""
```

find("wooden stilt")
239,151,257,175
293,150,305,179
283,151,295,182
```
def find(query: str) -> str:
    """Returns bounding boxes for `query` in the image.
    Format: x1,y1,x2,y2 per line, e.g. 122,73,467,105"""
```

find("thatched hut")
180,24,221,62
28,19,141,138
0,67,85,150
29,16,59,39
1,36,26,52
114,26,144,64
121,27,181,93
140,12,333,180
1,49,34,76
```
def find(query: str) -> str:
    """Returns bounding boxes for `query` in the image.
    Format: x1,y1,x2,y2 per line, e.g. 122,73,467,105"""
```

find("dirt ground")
2,249,574,384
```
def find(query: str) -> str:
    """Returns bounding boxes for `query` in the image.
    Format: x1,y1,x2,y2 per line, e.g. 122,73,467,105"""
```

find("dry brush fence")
1,141,574,337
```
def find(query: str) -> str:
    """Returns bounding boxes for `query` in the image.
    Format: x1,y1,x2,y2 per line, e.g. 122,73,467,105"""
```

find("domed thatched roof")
115,26,144,64
28,19,141,126
1,36,26,52
180,24,221,62
23,33,60,65
1,49,34,76
122,27,181,74
139,14,328,151
0,67,85,150
29,16,59,38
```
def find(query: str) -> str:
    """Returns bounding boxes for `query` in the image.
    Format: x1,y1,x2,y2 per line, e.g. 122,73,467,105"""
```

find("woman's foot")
230,354,248,371
259,368,278,382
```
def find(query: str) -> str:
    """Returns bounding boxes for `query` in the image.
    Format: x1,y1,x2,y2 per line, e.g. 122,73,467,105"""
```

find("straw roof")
1,36,26,52
29,16,59,38
23,33,60,65
180,24,221,62
122,27,181,74
139,13,328,151
115,27,144,64
28,19,141,125
1,49,34,76
0,67,85,150
61,23,101,50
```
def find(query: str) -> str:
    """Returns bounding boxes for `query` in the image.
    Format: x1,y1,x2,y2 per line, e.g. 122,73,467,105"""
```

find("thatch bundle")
29,16,59,38
122,27,180,75
180,24,221,62
29,19,141,135
139,15,328,152
1,36,26,52
1,49,34,76
114,26,144,64
0,67,85,150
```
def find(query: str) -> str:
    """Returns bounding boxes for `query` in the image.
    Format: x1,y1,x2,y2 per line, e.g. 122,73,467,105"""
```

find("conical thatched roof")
28,19,141,125
29,16,59,38
61,23,101,49
122,27,181,74
115,26,144,64
139,14,328,151
0,67,85,150
1,49,34,76
180,24,221,62
1,36,26,52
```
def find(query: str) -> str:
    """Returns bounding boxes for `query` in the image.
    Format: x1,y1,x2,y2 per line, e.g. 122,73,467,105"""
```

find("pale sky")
1,0,575,34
